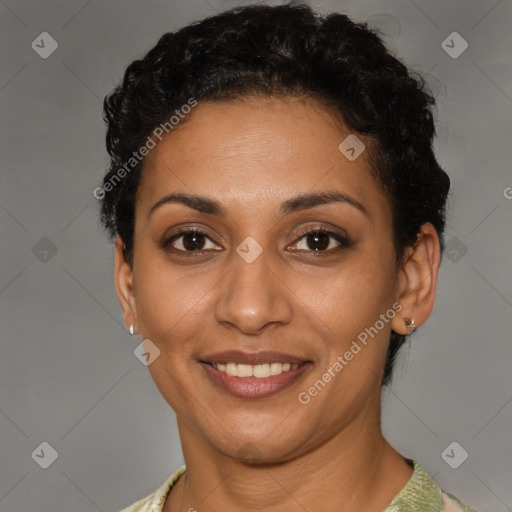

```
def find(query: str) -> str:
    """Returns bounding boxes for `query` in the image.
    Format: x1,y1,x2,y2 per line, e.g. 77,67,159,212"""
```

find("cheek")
132,259,213,411
293,250,395,340
132,251,214,345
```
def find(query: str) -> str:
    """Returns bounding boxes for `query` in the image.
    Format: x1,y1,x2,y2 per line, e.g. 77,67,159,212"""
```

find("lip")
200,359,312,399
200,350,310,365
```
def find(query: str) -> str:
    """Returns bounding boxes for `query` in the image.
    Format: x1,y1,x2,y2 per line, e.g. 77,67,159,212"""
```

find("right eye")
161,228,222,254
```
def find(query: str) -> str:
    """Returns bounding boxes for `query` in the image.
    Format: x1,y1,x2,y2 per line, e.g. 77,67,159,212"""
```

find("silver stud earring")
129,325,135,336
404,317,416,334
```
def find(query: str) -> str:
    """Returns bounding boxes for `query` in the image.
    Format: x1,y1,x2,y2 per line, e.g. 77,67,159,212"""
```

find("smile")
200,360,311,399
212,362,300,378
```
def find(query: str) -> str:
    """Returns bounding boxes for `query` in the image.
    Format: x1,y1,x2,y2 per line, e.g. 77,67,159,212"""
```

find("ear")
391,222,442,335
114,235,139,333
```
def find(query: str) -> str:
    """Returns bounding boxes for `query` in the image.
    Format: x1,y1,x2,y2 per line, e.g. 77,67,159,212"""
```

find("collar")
386,459,443,512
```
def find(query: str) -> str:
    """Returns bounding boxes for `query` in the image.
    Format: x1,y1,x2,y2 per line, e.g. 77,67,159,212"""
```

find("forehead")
137,97,389,219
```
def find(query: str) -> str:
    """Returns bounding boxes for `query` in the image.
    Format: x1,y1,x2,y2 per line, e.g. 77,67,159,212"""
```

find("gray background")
1,0,511,511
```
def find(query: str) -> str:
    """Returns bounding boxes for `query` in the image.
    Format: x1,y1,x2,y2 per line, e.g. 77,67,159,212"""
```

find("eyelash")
161,226,351,257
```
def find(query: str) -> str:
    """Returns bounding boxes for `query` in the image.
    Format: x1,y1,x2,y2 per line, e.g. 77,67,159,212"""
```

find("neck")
164,414,413,512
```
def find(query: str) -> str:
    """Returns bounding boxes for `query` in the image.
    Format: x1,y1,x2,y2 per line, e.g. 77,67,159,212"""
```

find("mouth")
199,350,313,399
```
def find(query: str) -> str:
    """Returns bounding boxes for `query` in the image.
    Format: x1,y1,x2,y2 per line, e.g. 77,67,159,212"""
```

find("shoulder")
119,465,186,512
386,459,480,512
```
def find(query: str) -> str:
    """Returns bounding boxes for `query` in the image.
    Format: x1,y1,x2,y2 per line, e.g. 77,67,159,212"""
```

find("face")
117,96,404,463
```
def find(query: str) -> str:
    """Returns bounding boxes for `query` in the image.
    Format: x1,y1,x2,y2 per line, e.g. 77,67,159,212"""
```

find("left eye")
291,230,348,252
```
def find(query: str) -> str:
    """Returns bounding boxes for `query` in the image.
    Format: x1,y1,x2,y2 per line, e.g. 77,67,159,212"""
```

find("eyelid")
293,224,349,240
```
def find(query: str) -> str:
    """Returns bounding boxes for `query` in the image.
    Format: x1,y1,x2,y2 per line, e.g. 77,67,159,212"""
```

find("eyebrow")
148,190,368,218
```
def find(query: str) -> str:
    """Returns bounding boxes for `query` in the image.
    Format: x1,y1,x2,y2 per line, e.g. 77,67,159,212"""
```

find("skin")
114,96,441,512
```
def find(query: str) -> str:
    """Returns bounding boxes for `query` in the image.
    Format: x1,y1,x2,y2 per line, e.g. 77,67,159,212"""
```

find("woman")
98,3,479,511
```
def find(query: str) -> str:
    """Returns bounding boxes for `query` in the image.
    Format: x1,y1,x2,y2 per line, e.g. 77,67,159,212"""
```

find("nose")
214,243,293,335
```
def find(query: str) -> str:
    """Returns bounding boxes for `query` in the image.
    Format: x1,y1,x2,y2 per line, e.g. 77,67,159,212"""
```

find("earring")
129,325,135,336
404,317,416,334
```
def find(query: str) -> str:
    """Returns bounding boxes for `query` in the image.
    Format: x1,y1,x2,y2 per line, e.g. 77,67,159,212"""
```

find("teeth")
212,362,300,377
237,364,253,377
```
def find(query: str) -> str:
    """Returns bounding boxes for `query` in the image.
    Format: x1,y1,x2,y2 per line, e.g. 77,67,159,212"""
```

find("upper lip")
200,350,311,365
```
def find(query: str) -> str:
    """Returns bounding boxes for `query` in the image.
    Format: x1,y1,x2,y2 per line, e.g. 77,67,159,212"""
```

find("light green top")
119,459,479,512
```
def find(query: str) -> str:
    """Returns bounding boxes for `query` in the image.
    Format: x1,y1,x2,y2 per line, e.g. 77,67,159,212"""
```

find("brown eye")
162,229,221,253
182,232,207,251
290,229,350,253
305,231,331,251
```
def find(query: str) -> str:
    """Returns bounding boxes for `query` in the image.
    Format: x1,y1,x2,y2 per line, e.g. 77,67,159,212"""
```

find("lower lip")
200,362,311,399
